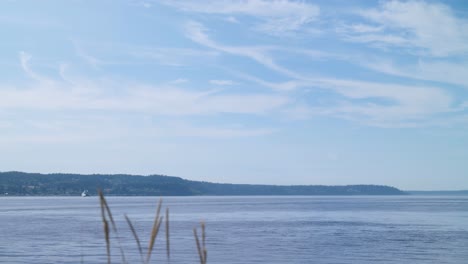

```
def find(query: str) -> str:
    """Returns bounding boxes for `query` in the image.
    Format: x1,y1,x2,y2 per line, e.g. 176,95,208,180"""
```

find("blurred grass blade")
99,190,127,264
146,198,163,263
125,214,144,263
193,228,204,264
166,208,170,260
98,190,111,264
201,222,207,263
201,222,206,249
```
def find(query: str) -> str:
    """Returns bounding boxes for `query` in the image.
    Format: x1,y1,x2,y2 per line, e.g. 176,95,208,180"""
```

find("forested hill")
0,172,405,196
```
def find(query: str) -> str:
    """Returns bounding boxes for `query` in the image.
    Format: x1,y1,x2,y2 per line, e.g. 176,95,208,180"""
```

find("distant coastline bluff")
0,171,406,196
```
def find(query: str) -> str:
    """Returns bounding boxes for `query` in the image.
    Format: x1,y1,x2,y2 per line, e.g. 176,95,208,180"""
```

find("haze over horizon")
1,1,468,191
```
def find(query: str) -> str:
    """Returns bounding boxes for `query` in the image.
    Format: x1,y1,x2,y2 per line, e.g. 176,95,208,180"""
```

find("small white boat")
81,190,89,197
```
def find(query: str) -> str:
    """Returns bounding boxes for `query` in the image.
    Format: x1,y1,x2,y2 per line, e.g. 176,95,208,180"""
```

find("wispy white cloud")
361,59,468,88
73,42,103,68
347,1,468,57
19,51,51,83
0,113,276,144
308,78,463,126
169,78,189,84
182,21,467,126
156,122,275,138
131,0,153,8
0,52,290,143
3,52,289,117
337,23,383,34
162,0,319,35
238,70,465,127
13,3,466,131
66,40,221,67
234,71,308,91
130,47,219,66
185,21,302,78
0,80,289,116
209,79,236,86
225,16,239,24
289,48,342,61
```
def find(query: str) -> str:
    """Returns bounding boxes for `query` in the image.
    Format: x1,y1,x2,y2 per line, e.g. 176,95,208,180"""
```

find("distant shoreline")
1,171,407,196
406,190,468,196
3,193,468,197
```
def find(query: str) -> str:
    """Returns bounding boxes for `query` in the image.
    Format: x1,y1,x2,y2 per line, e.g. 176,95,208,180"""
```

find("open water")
1,196,467,263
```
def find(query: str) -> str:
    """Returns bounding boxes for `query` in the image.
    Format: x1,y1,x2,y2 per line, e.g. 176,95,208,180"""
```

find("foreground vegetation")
98,191,207,264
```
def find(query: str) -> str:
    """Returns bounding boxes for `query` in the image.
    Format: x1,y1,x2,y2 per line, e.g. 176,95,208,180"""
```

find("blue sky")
1,0,468,190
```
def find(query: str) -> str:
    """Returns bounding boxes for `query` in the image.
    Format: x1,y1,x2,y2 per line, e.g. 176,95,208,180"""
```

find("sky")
1,0,468,190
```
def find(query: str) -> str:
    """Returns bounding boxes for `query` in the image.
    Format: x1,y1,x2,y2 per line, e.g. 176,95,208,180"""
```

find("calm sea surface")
1,196,467,263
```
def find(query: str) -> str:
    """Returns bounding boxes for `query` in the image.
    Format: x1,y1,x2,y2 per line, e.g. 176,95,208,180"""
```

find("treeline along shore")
0,171,406,196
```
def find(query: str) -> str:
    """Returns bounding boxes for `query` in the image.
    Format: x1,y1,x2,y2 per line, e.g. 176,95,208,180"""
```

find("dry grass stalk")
99,190,111,264
146,198,163,264
98,190,127,264
125,214,144,263
193,229,204,264
165,208,170,260
193,223,207,264
98,194,207,264
201,222,207,262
